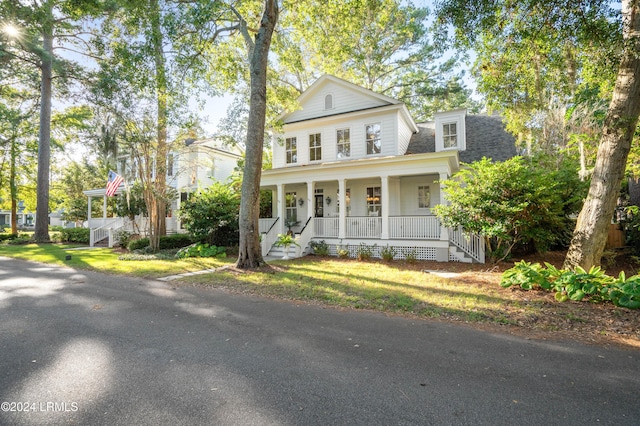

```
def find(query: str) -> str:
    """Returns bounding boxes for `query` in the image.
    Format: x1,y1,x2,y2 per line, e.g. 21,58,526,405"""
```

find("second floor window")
337,128,350,158
286,137,297,164
309,133,322,161
443,122,457,148
366,123,381,155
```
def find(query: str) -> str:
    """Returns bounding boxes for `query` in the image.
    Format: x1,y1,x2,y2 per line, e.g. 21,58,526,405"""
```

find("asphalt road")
0,256,638,426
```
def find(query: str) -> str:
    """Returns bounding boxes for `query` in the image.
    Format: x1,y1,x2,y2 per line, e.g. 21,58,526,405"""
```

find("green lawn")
0,243,232,278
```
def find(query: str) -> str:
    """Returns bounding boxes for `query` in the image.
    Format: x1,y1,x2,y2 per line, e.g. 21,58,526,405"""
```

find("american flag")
106,170,124,197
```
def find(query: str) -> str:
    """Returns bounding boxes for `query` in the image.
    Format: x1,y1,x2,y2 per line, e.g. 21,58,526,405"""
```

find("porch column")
306,180,314,222
277,183,285,234
87,196,92,228
338,179,346,239
381,175,389,239
438,172,450,262
102,195,107,226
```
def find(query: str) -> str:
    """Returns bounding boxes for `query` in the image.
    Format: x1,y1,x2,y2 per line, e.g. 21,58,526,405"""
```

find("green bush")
380,245,397,262
0,233,19,242
50,225,65,232
127,234,193,251
128,237,150,251
434,155,588,262
60,228,90,243
7,235,32,245
500,261,640,309
175,243,227,259
356,243,375,261
310,240,329,255
178,182,240,246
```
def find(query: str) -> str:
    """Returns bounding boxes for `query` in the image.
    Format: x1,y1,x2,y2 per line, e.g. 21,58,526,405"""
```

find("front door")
314,194,324,217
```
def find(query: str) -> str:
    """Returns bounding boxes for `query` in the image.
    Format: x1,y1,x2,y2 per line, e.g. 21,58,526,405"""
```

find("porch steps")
266,244,309,259
449,246,475,263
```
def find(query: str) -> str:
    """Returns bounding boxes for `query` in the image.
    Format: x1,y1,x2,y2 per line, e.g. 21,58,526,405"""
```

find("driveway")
0,256,638,425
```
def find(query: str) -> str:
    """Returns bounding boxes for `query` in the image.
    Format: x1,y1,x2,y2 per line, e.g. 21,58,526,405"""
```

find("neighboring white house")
84,138,243,246
259,75,517,263
0,201,35,230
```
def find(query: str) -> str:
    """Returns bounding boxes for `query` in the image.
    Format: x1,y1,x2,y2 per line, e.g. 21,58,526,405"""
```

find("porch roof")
261,151,458,186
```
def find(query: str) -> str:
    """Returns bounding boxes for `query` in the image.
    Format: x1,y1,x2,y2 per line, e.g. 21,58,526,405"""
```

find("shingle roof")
406,114,518,163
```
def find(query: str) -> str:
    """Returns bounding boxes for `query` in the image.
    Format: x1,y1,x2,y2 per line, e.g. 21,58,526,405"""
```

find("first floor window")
366,123,381,155
366,186,381,216
286,137,297,164
337,128,350,158
418,185,430,208
309,133,322,161
285,192,297,223
443,122,457,148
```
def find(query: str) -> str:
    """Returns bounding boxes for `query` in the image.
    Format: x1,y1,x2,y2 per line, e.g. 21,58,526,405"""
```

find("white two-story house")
84,138,243,246
259,75,516,263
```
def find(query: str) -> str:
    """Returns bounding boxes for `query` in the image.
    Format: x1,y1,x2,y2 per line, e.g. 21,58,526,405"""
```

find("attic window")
443,122,457,148
324,94,333,110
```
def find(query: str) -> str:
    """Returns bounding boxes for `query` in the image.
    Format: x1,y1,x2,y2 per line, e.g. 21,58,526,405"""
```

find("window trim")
365,122,382,155
336,128,351,159
309,132,322,162
285,136,298,164
418,185,430,209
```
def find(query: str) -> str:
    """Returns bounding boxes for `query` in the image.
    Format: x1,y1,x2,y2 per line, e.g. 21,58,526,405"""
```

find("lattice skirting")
327,243,437,261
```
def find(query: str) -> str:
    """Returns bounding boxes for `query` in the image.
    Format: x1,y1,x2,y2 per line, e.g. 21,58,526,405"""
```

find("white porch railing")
261,217,280,255
449,225,485,263
90,218,124,247
346,216,382,238
259,218,278,234
390,216,441,239
314,217,339,238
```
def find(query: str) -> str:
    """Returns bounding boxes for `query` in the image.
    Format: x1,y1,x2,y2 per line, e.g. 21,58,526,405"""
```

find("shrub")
178,182,240,246
127,234,193,251
175,243,227,259
0,233,19,242
7,235,32,245
116,230,133,249
310,240,329,256
403,249,417,264
380,245,397,262
500,261,640,308
337,243,350,258
60,228,90,244
434,155,588,262
356,243,375,261
128,237,149,251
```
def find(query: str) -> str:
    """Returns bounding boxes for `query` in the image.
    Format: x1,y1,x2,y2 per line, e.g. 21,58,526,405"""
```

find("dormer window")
443,123,457,148
434,109,466,152
324,94,333,110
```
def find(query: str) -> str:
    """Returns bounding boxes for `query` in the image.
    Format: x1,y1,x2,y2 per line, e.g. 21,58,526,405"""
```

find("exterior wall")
399,175,440,215
285,80,390,123
397,111,415,155
274,110,400,168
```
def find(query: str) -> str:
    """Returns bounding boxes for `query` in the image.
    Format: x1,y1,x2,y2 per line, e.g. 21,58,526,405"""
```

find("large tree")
233,0,279,268
0,0,106,241
436,0,640,270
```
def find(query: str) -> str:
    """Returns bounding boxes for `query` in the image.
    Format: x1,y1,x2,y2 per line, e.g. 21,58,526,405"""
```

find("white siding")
397,112,415,155
399,176,440,215
274,110,401,168
285,81,391,123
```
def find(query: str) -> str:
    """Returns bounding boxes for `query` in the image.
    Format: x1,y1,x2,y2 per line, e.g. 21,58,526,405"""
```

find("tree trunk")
10,130,18,235
564,0,640,270
34,19,53,242
149,0,168,251
236,0,279,269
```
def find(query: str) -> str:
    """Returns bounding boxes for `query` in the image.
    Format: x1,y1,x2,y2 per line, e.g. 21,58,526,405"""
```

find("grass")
0,243,232,278
2,243,639,347
180,257,517,323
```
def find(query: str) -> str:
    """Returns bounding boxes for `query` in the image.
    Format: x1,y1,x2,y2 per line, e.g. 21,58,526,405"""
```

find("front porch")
258,216,484,263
